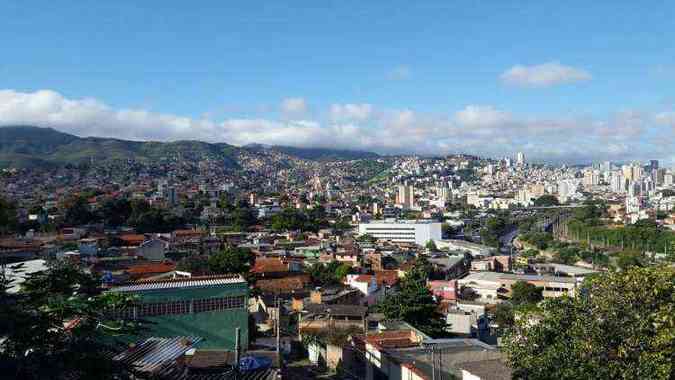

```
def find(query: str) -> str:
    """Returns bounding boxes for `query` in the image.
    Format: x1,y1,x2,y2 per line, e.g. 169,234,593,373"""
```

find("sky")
1,1,675,164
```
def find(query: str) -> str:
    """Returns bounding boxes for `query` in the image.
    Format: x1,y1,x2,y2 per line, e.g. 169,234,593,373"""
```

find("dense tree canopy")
269,207,328,232
509,280,543,306
533,195,560,207
378,258,448,337
100,198,132,227
176,255,210,275
127,199,185,233
520,231,554,250
63,195,95,226
503,266,675,379
0,261,141,379
0,197,17,234
480,215,512,248
207,247,255,275
306,261,353,286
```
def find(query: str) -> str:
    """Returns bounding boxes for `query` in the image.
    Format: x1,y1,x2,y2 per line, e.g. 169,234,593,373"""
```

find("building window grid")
112,295,245,319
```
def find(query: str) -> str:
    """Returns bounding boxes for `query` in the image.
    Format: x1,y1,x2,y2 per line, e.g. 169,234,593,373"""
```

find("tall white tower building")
516,152,525,166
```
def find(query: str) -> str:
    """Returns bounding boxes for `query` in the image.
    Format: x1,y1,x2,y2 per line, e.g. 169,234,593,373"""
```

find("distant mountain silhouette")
0,126,378,168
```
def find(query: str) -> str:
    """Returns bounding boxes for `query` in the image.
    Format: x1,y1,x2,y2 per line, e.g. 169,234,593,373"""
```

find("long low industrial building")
457,271,578,302
357,219,442,246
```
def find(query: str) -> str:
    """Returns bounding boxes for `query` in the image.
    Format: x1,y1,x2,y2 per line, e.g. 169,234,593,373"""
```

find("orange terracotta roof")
365,330,418,350
125,262,176,275
353,272,398,287
251,258,289,274
352,274,373,283
256,274,310,293
120,234,146,244
374,270,399,286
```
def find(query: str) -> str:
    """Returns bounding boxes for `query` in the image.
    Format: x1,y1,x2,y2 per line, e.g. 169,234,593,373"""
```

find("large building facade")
358,220,442,246
110,274,249,349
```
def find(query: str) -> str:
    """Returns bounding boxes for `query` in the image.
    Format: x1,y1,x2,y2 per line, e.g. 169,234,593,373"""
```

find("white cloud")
655,111,675,126
0,89,672,163
280,97,308,115
329,103,372,122
386,65,411,81
454,105,512,127
500,61,592,87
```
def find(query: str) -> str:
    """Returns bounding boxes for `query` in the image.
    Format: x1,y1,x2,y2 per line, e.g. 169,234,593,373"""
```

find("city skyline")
1,1,675,163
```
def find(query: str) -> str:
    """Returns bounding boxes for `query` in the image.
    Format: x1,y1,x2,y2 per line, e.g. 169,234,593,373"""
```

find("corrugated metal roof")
110,274,246,293
114,336,203,373
156,366,281,380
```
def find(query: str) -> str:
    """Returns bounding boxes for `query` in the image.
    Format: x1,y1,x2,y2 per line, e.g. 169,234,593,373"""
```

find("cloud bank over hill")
0,89,672,164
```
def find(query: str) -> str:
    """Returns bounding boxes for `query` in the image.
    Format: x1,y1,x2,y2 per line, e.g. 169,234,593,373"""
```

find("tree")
208,247,255,274
127,200,185,233
509,280,543,306
176,255,210,275
425,240,438,251
334,263,353,282
0,261,141,379
503,266,675,379
521,249,539,258
63,195,95,226
554,246,580,265
521,231,553,250
378,258,448,337
533,195,559,207
492,302,515,332
100,198,132,227
572,200,605,225
614,250,646,270
481,215,511,248
270,208,307,232
306,261,352,286
230,204,257,231
0,197,17,234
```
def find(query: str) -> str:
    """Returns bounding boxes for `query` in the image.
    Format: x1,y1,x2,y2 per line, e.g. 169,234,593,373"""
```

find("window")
112,295,246,319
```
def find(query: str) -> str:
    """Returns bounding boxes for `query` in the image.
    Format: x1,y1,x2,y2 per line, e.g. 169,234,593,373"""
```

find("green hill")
0,126,380,168
0,126,240,168
268,145,379,161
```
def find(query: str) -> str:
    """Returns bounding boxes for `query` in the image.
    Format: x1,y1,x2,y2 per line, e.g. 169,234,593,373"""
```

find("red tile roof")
256,274,310,293
125,262,176,277
374,270,399,286
251,258,289,274
120,234,146,245
365,330,419,350
352,271,399,287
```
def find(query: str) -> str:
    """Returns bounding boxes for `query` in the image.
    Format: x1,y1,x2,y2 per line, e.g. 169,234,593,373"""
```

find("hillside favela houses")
4,1,675,378
3,143,657,379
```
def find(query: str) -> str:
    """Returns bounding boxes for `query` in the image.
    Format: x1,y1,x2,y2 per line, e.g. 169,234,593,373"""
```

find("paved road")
499,227,519,254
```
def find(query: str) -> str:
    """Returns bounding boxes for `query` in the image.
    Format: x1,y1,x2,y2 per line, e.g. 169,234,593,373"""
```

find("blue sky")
1,1,675,163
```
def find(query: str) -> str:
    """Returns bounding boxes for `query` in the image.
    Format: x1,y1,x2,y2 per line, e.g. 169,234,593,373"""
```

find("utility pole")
431,345,436,380
234,327,241,376
276,298,281,356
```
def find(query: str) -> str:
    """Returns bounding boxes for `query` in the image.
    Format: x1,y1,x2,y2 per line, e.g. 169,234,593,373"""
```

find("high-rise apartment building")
650,159,659,171
611,173,626,193
397,183,414,209
516,152,525,166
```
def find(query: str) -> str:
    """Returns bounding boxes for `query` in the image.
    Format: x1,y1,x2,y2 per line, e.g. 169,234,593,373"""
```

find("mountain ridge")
0,126,379,168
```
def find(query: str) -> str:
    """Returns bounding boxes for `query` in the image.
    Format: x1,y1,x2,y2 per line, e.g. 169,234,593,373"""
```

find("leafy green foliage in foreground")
0,261,142,379
503,266,675,380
